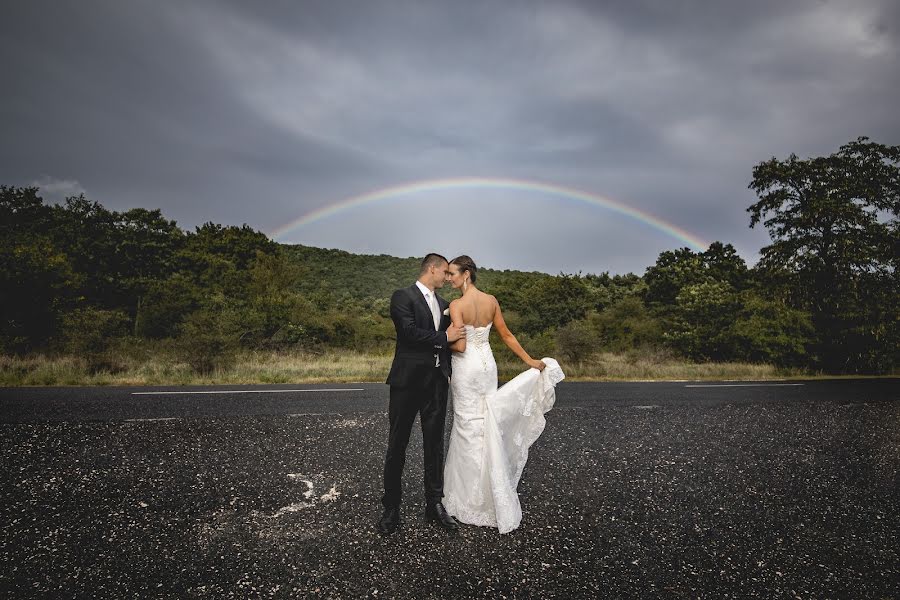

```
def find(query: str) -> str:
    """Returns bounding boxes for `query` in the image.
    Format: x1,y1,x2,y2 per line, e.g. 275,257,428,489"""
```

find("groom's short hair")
420,253,448,273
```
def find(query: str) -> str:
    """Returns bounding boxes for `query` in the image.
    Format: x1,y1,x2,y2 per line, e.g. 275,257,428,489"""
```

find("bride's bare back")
454,290,497,328
449,287,544,371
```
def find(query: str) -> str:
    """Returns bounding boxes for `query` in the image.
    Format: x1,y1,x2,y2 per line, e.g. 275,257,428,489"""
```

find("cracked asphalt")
1,380,898,598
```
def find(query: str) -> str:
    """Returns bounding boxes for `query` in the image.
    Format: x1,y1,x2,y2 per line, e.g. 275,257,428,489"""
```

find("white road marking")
685,383,805,388
125,417,181,422
287,412,344,417
130,388,365,395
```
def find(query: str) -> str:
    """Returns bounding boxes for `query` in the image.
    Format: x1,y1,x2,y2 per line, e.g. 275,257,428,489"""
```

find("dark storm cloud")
1,0,898,273
0,1,384,222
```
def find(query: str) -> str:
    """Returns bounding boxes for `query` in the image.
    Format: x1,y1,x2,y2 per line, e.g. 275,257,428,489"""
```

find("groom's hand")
446,324,465,342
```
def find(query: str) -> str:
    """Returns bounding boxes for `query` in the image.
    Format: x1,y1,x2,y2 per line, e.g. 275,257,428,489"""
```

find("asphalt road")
1,380,898,598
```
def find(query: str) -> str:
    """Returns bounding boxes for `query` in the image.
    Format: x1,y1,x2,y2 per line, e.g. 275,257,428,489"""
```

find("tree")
667,281,743,360
702,241,749,291
0,187,77,352
135,273,203,339
643,248,706,307
0,237,76,352
49,194,121,306
177,223,278,298
748,137,900,372
582,272,645,312
519,274,592,334
114,208,184,333
727,292,813,367
182,222,276,271
0,185,54,233
643,242,749,309
590,296,662,352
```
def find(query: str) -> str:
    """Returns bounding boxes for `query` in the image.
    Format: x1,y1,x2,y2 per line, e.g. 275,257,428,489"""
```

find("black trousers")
382,367,449,509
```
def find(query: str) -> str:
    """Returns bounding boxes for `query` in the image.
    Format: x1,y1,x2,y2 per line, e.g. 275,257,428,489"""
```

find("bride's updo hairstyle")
450,255,477,284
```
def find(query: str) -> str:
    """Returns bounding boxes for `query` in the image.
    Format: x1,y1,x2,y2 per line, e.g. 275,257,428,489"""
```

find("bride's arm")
449,301,467,353
492,299,545,371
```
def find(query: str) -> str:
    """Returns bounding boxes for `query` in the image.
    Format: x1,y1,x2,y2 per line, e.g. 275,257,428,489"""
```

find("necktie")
427,292,440,330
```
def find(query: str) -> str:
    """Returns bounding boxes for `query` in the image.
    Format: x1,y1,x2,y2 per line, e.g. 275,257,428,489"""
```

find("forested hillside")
2,138,897,377
281,244,555,304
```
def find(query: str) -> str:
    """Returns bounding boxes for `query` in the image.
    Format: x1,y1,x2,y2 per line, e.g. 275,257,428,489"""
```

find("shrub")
555,320,596,362
591,297,662,352
135,274,201,339
727,292,813,367
60,307,130,373
175,308,240,374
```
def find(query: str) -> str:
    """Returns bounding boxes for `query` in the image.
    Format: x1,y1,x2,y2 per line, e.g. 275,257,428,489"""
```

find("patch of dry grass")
0,348,850,386
495,352,793,381
226,351,392,384
0,351,394,386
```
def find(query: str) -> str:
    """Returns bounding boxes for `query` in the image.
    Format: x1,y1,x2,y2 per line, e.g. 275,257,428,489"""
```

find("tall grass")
0,347,834,386
512,352,786,381
0,351,393,386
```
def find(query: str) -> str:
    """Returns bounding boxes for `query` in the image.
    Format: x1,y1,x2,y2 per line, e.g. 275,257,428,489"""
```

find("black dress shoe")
377,507,400,535
425,502,459,531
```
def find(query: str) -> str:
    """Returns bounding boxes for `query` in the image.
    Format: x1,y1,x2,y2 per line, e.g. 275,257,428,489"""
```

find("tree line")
1,137,897,374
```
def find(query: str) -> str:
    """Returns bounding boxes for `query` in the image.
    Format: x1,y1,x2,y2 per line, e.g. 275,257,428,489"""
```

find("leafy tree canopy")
748,136,900,372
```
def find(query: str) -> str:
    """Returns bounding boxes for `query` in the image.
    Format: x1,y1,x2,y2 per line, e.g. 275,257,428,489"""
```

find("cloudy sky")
2,1,898,274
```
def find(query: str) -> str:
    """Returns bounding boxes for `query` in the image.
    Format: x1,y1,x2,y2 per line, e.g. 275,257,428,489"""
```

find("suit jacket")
386,284,452,387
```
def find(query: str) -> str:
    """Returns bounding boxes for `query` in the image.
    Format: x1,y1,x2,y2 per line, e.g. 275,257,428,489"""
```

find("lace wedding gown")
442,323,565,534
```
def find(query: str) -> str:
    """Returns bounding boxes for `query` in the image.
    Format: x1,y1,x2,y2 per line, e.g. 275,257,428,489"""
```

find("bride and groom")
378,253,564,535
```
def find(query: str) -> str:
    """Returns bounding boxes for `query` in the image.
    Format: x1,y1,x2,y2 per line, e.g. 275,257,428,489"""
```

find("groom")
377,253,465,534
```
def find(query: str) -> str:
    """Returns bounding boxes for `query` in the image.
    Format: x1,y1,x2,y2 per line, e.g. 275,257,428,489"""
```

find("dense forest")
2,137,897,375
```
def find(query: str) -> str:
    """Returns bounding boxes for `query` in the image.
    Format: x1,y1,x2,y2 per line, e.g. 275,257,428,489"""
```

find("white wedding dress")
442,323,565,534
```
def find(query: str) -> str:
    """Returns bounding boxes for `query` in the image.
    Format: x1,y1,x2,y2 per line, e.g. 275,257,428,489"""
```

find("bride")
442,255,565,534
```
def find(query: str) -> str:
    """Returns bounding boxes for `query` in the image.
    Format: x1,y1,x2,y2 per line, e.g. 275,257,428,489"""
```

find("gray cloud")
1,0,897,274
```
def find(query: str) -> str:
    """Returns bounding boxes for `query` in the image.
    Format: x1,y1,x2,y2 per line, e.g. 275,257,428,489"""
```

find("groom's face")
430,261,450,289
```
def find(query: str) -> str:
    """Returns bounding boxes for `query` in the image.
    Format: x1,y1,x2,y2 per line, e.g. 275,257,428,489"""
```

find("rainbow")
270,176,709,251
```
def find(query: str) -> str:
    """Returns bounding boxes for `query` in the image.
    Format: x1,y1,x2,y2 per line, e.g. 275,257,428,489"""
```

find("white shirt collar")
415,280,433,299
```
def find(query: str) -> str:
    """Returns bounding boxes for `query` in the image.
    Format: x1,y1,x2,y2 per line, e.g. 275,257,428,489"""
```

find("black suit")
382,284,452,509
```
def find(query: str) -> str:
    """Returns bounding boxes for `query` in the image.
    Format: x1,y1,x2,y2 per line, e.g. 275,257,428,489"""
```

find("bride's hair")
450,255,477,283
